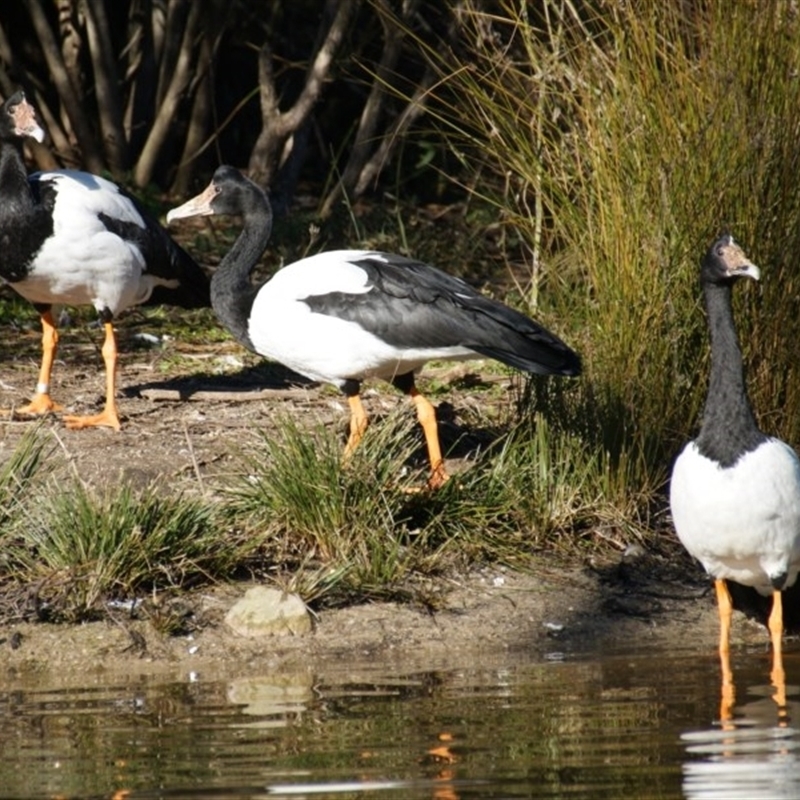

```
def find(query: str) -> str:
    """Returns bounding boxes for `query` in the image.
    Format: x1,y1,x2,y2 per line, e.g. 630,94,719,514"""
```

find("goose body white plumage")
168,166,581,486
248,250,475,384
13,171,178,313
671,438,800,593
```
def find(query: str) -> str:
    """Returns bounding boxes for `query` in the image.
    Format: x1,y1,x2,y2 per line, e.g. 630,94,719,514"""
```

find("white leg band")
36,383,49,395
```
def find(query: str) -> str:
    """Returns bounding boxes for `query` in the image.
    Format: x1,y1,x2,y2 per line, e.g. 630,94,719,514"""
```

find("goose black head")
701,234,760,286
167,166,269,223
0,90,45,144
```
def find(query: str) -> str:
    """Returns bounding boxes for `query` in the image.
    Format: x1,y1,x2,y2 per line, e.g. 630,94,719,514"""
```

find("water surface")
1,647,798,799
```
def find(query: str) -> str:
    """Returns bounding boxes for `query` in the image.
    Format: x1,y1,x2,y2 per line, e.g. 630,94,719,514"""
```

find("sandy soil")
0,309,779,687
0,557,735,689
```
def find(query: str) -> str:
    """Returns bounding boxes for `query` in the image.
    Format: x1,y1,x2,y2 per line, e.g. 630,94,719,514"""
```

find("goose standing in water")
0,91,210,429
670,234,800,711
168,166,581,487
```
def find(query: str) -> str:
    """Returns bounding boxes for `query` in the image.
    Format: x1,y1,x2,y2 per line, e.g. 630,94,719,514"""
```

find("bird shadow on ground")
590,543,800,638
123,360,314,399
588,540,709,622
126,361,511,471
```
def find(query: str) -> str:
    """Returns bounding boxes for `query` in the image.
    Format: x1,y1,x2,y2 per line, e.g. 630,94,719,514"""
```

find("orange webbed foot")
62,407,121,431
15,393,64,416
427,463,450,490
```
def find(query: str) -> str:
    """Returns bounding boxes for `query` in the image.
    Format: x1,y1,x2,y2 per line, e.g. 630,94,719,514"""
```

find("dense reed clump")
410,0,800,505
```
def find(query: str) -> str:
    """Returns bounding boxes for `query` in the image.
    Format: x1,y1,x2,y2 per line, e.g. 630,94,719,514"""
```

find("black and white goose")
0,91,210,429
670,234,800,696
167,166,581,487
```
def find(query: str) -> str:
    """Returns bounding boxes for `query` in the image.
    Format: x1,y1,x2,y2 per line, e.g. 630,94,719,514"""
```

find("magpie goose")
167,166,581,487
669,234,800,702
0,91,210,430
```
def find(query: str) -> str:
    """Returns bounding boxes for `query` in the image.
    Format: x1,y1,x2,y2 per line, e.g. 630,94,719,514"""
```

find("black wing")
100,188,210,309
303,253,581,377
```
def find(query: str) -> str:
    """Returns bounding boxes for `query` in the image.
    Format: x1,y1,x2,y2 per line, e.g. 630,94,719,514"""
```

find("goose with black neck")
168,165,581,488
670,234,800,712
0,91,210,429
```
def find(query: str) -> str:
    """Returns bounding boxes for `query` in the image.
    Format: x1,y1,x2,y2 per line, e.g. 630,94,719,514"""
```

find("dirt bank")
0,552,763,689
0,311,776,686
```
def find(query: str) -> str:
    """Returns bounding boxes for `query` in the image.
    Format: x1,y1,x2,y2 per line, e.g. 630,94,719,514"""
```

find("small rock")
215,354,244,371
621,543,647,563
225,587,311,637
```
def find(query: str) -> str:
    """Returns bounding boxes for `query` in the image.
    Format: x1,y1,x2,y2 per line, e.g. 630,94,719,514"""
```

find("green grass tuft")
0,427,54,550
225,409,433,602
7,481,247,621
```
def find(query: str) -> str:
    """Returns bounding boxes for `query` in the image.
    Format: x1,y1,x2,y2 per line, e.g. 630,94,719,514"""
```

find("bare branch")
28,92,64,170
25,0,104,171
350,4,464,199
84,0,130,173
133,2,202,187
248,0,361,186
282,1,358,132
354,65,435,196
156,0,191,107
320,0,418,217
123,0,158,155
0,23,17,96
56,0,83,100
173,34,216,195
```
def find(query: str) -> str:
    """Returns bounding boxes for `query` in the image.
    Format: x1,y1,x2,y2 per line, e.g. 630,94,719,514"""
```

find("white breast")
669,439,800,593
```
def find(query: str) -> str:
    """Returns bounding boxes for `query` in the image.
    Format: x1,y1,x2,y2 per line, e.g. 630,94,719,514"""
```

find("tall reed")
416,0,800,501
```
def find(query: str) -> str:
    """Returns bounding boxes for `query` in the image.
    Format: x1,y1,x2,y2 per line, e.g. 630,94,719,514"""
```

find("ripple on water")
0,649,798,799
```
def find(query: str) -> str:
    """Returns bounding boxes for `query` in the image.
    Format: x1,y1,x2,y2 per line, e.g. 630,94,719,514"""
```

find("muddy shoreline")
0,322,778,688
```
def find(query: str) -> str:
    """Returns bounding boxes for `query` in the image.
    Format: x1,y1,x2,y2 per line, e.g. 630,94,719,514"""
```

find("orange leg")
344,394,369,457
62,321,121,430
408,387,448,489
715,579,735,722
15,309,63,415
768,590,787,713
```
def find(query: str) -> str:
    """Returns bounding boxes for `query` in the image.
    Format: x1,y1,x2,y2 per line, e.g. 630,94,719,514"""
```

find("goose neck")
209,208,273,351
695,281,763,465
0,140,33,214
211,206,273,292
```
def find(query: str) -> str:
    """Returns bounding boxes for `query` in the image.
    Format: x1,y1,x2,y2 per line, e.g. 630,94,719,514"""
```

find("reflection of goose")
167,166,581,487
682,679,800,799
669,235,800,704
683,750,800,800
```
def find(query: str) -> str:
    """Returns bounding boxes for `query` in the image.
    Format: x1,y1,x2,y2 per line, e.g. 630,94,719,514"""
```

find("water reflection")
681,667,800,799
228,673,314,727
0,649,797,799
